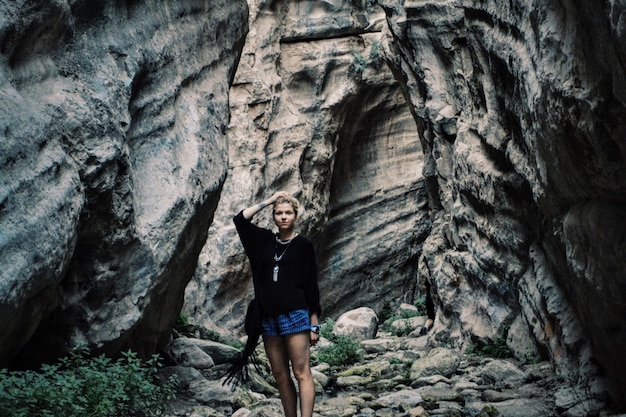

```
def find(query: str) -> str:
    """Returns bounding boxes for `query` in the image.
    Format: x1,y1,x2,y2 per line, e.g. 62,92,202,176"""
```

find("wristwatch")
310,324,320,334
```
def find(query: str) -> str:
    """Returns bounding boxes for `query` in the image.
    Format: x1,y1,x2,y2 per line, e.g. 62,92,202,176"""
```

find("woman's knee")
270,365,292,384
291,366,313,383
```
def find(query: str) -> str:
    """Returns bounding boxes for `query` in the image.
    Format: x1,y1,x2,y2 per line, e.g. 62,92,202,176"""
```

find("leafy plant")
369,40,384,69
0,345,178,417
398,309,419,320
466,331,513,359
413,296,428,316
380,300,422,335
319,318,335,339
390,320,415,337
176,313,190,326
316,318,363,368
350,50,368,79
318,335,363,367
520,352,542,365
378,301,394,324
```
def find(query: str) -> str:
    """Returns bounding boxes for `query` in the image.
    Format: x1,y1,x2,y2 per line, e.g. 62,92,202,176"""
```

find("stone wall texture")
185,0,626,408
0,0,248,365
1,0,626,410
185,0,429,336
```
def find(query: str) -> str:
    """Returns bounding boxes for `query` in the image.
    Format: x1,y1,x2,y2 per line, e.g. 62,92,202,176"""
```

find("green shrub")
350,50,368,79
466,331,513,359
369,40,384,68
0,346,177,417
377,301,394,324
315,318,363,368
480,334,513,358
380,300,422,335
398,309,419,320
390,320,415,337
413,296,428,316
177,313,190,326
318,335,363,367
319,318,335,339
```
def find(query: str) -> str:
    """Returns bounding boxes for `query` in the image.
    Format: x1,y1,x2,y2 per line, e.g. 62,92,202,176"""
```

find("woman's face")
273,202,297,232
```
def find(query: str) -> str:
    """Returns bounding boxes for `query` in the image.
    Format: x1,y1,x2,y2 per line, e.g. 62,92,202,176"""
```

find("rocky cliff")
185,0,626,410
185,0,429,334
0,0,248,365
380,0,626,408
2,0,625,412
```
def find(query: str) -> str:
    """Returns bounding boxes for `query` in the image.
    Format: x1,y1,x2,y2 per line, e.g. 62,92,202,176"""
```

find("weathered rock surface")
160,313,620,417
378,0,626,407
333,307,379,340
184,0,626,409
2,0,626,412
0,0,248,365
184,0,429,332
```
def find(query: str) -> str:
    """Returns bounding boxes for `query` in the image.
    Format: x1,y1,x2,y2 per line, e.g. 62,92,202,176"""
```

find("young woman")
233,191,321,417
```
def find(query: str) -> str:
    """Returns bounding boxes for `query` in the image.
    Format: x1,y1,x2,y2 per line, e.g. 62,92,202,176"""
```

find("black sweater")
233,211,321,318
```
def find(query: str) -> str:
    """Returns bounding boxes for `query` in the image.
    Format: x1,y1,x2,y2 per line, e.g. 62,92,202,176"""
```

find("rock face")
186,0,429,334
2,0,626,411
378,0,626,407
186,0,626,409
0,0,248,365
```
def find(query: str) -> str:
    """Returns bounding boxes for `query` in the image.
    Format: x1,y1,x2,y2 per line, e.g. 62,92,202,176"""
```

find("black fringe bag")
222,298,263,389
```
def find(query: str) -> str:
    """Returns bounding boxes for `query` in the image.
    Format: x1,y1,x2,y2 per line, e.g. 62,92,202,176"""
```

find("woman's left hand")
310,332,320,347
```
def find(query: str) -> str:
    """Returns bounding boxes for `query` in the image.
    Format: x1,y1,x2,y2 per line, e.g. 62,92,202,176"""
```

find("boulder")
389,317,427,334
396,303,420,316
480,359,527,389
486,398,558,417
375,389,424,410
185,338,241,365
167,338,216,369
333,307,378,340
361,338,401,354
410,347,461,380
246,399,284,417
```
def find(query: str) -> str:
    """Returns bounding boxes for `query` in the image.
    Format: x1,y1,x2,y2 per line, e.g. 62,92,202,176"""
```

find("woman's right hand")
242,191,291,220
269,190,290,203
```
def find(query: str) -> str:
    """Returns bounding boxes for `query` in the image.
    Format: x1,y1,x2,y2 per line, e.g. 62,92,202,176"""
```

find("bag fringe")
221,298,263,390
221,341,262,390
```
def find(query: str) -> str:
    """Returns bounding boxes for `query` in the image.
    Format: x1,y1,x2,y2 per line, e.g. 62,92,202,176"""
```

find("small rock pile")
162,306,620,417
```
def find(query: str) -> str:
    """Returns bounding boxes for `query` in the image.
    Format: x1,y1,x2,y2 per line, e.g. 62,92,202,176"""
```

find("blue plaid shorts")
262,309,311,336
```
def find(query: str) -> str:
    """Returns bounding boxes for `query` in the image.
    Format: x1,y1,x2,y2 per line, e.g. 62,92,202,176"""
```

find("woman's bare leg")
285,332,315,417
263,335,297,417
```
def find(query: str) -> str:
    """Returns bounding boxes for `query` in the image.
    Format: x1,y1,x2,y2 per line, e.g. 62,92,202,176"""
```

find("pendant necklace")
273,235,295,282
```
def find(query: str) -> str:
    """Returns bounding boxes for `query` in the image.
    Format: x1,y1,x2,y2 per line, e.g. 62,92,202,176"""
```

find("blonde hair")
274,194,300,217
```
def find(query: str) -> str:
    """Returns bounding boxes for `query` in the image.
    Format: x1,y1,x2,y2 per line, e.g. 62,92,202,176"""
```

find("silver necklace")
273,235,295,282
